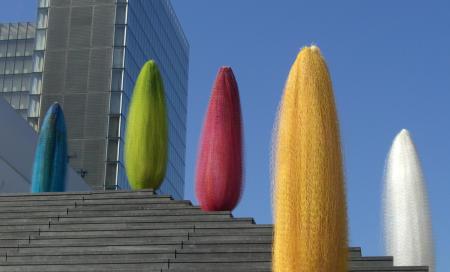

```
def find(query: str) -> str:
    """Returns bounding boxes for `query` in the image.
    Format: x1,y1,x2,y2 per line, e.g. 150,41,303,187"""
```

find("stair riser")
0,221,255,232
1,253,174,264
0,198,186,207
0,209,229,219
0,203,192,212
0,263,167,272
0,193,162,202
23,236,186,246
4,245,181,254
0,215,238,225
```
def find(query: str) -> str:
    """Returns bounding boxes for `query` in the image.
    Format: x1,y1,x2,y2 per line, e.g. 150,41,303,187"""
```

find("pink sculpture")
195,67,244,211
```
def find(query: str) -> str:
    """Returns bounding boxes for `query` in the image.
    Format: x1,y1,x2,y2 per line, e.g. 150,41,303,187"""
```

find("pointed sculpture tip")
49,102,61,114
143,60,158,70
310,44,320,52
297,44,325,61
397,129,411,138
219,66,233,73
393,129,413,147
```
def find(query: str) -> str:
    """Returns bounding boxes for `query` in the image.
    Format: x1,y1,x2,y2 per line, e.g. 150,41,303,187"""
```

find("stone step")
0,197,190,207
54,214,234,224
162,266,429,272
0,219,256,233
0,208,229,219
35,228,192,238
0,262,168,272
0,191,169,203
0,246,363,259
0,228,190,240
2,244,182,255
0,189,155,199
23,236,187,247
1,252,175,264
0,214,243,226
176,247,363,258
2,226,274,240
0,202,195,213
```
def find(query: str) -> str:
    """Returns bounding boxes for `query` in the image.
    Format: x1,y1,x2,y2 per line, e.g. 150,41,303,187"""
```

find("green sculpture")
125,60,168,190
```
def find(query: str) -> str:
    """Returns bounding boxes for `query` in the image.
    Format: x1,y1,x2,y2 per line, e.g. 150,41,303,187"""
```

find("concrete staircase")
0,190,428,272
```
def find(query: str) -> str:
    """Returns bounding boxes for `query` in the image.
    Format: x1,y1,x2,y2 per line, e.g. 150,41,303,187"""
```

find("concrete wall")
0,96,91,193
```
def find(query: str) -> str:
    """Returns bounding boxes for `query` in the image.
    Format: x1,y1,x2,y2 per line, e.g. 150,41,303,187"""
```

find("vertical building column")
27,0,49,131
105,0,128,190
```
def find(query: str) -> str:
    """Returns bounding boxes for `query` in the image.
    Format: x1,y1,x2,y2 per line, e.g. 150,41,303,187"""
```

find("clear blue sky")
2,1,449,271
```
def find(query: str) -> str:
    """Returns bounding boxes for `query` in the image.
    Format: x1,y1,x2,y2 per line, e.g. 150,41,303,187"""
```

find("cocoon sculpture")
195,66,243,211
125,60,168,190
272,46,348,272
383,129,435,272
31,102,67,193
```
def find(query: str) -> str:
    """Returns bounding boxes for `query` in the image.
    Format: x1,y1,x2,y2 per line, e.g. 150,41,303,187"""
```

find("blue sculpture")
31,102,68,192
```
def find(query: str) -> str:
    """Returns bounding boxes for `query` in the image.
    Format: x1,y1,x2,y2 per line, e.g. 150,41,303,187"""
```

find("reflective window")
113,47,125,68
0,41,6,57
111,69,123,91
0,59,4,74
19,93,29,109
31,74,42,94
114,25,126,46
16,40,26,56
115,4,127,24
37,9,49,29
12,76,21,92
7,40,16,57
23,58,33,73
28,95,41,117
27,24,35,39
8,24,17,40
38,0,49,8
35,29,46,50
107,140,119,161
2,75,12,92
110,92,121,114
4,59,14,74
18,23,28,39
25,40,34,56
106,163,117,186
0,24,9,40
21,75,31,91
14,59,24,74
11,93,20,109
33,51,45,72
108,116,120,137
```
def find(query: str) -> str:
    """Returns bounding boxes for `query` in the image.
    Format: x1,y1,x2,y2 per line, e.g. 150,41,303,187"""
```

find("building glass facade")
0,22,36,120
107,0,189,200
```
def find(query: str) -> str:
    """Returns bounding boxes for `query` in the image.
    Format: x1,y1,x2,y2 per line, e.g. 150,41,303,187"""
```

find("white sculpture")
383,129,435,271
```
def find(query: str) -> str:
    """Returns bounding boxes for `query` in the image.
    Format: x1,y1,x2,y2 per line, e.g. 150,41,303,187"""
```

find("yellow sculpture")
272,46,348,272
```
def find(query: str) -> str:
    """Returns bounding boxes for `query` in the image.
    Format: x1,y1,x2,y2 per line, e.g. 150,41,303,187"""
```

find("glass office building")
0,22,36,120
1,0,189,199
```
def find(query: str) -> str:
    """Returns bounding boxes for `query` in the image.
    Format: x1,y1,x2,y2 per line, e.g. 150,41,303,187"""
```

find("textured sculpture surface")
272,46,348,272
384,129,435,272
195,66,243,211
31,102,67,193
125,60,168,190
